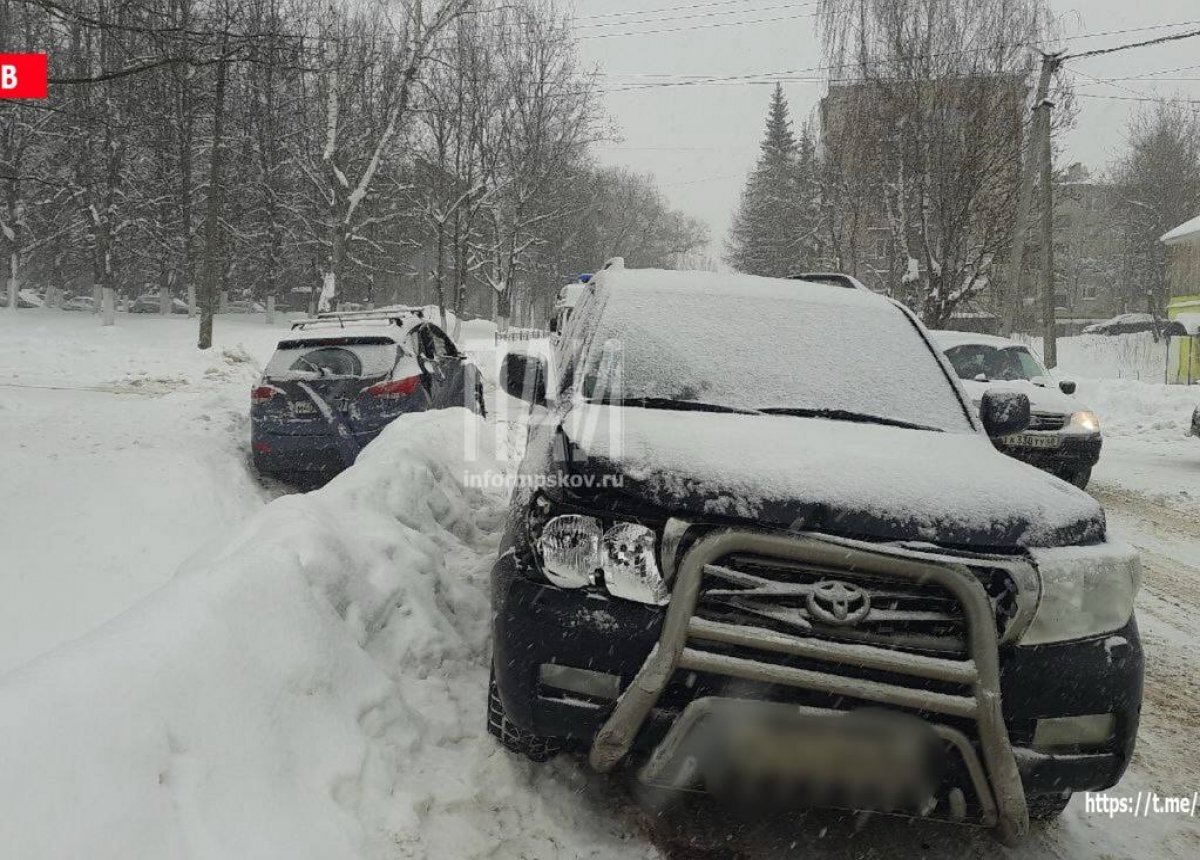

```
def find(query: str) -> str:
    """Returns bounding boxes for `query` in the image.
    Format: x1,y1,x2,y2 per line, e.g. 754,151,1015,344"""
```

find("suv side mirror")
500,351,547,404
1059,379,1077,395
980,390,1030,437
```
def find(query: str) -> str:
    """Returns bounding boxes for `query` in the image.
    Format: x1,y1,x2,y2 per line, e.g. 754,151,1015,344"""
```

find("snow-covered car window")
946,345,1044,382
264,338,399,379
573,273,973,432
288,347,361,376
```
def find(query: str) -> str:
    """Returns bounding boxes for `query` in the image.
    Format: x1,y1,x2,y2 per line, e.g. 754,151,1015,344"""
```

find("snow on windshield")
570,271,972,432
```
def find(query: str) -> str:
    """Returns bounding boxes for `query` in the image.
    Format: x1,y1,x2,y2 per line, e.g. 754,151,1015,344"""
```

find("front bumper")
995,434,1102,474
492,531,1142,839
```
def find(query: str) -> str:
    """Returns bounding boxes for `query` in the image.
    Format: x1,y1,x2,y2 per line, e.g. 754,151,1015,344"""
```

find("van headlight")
1021,541,1140,645
536,514,669,605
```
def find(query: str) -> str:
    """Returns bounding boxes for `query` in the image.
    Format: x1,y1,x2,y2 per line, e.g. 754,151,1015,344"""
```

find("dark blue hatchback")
251,309,483,482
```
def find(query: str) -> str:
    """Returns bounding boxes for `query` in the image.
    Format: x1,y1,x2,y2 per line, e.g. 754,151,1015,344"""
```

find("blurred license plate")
1002,433,1060,449
292,401,317,415
707,710,939,808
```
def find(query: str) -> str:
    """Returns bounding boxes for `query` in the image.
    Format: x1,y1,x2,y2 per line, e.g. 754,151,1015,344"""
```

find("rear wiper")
757,407,941,432
589,396,762,415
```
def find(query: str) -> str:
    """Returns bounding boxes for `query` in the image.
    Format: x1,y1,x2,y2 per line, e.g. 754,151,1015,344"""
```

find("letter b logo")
0,54,48,99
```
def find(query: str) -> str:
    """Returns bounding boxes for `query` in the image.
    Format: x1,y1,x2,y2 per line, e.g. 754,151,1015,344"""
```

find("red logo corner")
0,53,49,99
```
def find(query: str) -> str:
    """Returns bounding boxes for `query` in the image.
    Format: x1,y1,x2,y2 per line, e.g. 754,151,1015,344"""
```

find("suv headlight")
535,514,669,605
1021,541,1140,645
539,514,603,589
1067,410,1100,434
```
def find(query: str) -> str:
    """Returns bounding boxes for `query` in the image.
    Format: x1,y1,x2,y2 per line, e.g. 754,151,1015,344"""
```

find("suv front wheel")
487,666,562,762
1028,792,1072,821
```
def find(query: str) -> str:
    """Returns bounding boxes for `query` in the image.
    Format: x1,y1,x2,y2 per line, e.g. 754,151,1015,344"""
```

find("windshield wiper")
757,407,941,432
589,396,762,415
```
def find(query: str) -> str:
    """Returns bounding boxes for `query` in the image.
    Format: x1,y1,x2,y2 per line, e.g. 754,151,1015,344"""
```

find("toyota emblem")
806,580,871,627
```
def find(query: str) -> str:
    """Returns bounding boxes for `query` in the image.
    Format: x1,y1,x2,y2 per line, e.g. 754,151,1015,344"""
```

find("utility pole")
1039,77,1059,370
1004,52,1061,337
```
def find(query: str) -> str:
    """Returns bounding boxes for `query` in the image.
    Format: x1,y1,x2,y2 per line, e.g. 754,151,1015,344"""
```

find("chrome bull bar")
588,528,1029,841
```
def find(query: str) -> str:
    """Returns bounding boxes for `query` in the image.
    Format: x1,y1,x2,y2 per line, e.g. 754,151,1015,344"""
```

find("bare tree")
471,1,600,330
313,0,472,312
1110,100,1200,314
819,0,1055,326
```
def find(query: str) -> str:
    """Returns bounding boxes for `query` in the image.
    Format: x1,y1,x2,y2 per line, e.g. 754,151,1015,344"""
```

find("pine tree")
726,85,822,277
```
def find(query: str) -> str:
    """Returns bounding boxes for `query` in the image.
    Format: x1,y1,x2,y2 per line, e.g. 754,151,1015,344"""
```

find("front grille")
1029,411,1067,431
695,553,1016,657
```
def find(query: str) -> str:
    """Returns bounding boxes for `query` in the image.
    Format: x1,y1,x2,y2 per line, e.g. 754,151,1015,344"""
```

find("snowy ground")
0,311,1197,858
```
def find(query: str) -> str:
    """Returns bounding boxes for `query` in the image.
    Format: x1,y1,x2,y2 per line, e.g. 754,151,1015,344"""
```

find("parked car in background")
1082,313,1159,336
0,289,45,308
490,268,1142,840
251,308,483,483
932,331,1102,489
549,278,590,339
128,294,189,314
60,295,96,312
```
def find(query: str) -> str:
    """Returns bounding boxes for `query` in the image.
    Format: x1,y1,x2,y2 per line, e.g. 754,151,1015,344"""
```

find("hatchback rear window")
264,337,399,379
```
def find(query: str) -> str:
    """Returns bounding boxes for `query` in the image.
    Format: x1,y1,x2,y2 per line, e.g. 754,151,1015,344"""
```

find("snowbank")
0,410,649,859
1021,332,1168,384
0,310,291,673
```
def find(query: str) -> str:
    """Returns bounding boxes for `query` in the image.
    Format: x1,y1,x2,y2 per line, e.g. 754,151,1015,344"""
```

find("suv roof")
788,272,870,292
929,330,1025,350
288,307,429,342
592,268,888,309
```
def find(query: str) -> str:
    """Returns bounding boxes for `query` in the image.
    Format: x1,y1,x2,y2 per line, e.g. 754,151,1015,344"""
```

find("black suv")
489,269,1143,842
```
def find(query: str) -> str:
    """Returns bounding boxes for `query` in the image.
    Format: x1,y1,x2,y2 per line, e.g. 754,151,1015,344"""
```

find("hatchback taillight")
366,375,421,400
251,385,282,404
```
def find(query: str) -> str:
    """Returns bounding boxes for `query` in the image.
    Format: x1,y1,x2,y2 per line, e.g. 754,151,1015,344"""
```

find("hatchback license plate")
292,401,317,415
1001,433,1060,449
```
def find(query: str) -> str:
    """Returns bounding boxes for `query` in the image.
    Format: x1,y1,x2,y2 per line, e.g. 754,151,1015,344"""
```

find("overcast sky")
570,0,1200,251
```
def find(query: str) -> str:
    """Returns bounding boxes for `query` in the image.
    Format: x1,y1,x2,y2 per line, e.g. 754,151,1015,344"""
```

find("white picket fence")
494,327,548,344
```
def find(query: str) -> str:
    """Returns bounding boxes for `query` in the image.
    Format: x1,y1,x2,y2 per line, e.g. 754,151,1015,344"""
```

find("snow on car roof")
555,282,588,309
591,267,888,309
929,329,1025,350
1161,213,1200,245
281,318,417,344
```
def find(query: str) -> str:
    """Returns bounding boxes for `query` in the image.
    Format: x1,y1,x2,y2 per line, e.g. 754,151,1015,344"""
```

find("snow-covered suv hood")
959,378,1086,418
563,406,1104,549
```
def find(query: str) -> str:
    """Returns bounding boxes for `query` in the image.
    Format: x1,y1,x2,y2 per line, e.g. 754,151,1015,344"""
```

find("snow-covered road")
0,311,1197,858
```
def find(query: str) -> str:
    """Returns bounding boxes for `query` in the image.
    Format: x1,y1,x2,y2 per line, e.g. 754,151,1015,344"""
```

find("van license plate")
1002,433,1060,449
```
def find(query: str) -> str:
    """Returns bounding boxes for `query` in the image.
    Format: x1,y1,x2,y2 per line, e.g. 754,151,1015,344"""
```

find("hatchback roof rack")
291,306,425,330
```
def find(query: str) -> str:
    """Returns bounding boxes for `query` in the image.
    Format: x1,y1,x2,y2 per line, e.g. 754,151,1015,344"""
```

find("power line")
1063,26,1200,62
573,0,816,23
575,1,819,30
577,8,823,40
1075,93,1200,106
1055,19,1200,47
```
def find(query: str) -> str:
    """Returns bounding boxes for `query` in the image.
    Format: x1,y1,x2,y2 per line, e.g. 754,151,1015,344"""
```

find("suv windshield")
572,274,973,433
945,344,1045,383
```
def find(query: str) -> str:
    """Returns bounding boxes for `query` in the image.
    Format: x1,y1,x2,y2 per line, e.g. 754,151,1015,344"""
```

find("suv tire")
1028,792,1072,821
487,667,562,762
1066,467,1092,490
